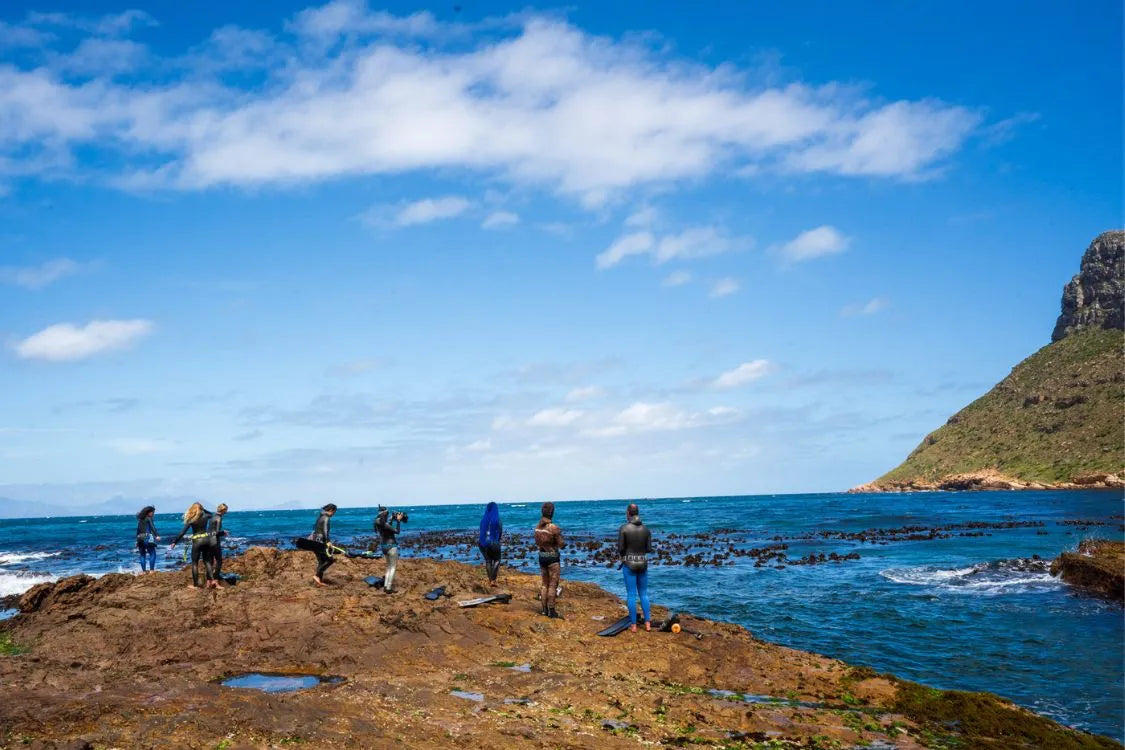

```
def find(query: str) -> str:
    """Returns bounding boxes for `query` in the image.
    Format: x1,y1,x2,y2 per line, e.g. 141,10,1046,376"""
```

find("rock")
1050,539,1125,603
1053,230,1125,341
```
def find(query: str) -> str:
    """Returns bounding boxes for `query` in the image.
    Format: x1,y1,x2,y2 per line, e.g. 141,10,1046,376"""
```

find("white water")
880,558,1063,595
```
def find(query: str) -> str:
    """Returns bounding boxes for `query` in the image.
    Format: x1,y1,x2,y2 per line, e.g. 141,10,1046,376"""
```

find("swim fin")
365,576,384,588
424,586,447,601
457,593,512,608
596,615,633,636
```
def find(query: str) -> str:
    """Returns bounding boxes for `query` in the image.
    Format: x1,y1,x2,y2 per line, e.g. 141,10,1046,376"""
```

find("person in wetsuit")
374,506,404,594
311,503,337,587
135,505,160,574
170,502,217,589
478,502,503,586
534,502,564,618
209,504,229,584
618,502,653,632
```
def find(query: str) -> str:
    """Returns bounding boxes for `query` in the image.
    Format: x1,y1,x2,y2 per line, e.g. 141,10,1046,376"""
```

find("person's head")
322,503,337,516
137,505,155,520
216,503,228,515
540,501,555,521
183,502,205,523
626,503,639,521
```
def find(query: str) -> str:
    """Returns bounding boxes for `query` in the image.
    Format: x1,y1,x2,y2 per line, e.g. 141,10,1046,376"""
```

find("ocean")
1,489,1121,741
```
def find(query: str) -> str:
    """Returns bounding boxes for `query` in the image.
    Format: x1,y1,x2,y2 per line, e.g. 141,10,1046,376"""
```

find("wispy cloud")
565,385,604,402
482,210,519,229
776,225,849,262
14,319,153,362
597,226,747,269
709,277,740,298
583,402,740,437
713,359,777,388
0,258,93,289
0,8,980,201
841,297,888,317
662,270,692,287
363,196,471,228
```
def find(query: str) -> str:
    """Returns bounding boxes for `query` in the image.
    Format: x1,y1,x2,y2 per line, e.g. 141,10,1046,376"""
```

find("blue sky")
0,0,1121,513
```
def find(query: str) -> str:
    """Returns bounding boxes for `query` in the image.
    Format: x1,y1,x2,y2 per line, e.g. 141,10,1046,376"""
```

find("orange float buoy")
671,623,681,633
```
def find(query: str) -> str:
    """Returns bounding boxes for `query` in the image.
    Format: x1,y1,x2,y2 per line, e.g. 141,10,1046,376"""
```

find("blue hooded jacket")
479,502,502,548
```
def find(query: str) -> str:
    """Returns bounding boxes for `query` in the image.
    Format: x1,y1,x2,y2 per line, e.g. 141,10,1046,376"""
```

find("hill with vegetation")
856,231,1124,492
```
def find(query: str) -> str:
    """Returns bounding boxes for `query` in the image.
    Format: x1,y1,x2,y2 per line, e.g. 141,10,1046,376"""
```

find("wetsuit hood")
629,516,643,526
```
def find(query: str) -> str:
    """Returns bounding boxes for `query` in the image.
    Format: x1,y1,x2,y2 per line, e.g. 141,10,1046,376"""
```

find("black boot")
548,607,560,619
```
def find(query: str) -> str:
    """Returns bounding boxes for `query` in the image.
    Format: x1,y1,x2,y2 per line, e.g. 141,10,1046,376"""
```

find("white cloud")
14,319,153,362
368,196,471,227
710,277,740,298
565,385,603,402
527,408,584,427
625,205,658,228
482,210,519,229
662,270,692,287
583,401,740,437
464,438,492,452
777,225,849,262
597,226,746,269
104,438,172,455
713,359,776,388
595,232,653,269
0,10,980,200
841,297,889,317
0,258,88,289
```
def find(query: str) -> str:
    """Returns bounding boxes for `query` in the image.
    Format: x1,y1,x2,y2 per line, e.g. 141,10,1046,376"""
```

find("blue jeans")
138,542,157,572
622,567,650,625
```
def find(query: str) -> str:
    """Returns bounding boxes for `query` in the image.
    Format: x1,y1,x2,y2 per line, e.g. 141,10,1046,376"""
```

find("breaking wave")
880,558,1061,595
0,551,60,566
0,571,56,598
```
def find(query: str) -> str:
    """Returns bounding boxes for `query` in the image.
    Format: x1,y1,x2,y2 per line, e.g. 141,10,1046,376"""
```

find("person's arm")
554,524,565,549
171,523,190,547
149,519,160,541
644,527,652,554
618,525,626,557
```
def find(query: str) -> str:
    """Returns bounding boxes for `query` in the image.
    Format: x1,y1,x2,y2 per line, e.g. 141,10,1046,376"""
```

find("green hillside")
877,328,1123,485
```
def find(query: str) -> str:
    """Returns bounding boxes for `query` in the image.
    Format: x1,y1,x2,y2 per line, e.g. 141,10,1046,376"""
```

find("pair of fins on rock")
596,611,701,638
362,576,511,607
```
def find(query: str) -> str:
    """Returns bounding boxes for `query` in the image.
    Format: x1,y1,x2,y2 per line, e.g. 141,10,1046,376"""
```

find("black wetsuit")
312,511,335,580
375,511,401,591
617,518,652,574
207,514,227,577
172,512,217,587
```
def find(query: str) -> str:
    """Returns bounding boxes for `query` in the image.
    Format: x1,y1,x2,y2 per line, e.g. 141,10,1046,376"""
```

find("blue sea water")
0,490,1121,740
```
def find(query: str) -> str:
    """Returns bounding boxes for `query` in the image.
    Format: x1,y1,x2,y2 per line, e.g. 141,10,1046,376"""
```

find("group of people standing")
134,502,229,589
136,499,656,630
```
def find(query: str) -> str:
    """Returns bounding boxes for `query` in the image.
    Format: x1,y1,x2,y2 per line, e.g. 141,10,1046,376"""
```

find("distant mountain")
855,231,1124,492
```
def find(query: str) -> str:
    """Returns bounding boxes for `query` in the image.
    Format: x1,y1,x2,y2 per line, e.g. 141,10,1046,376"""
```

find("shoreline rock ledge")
1051,539,1125,603
0,548,1120,749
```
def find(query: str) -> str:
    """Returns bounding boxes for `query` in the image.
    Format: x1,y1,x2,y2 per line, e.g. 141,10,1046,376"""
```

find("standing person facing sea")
170,502,217,589
534,502,564,618
618,502,653,633
375,506,405,594
135,505,160,574
478,502,503,587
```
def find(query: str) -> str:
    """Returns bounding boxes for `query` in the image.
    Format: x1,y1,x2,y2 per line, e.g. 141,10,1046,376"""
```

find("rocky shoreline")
850,469,1125,493
1050,539,1125,603
0,548,1120,749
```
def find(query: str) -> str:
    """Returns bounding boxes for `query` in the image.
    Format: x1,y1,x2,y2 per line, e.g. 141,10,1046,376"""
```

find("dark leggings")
191,540,218,587
480,543,501,582
315,548,335,580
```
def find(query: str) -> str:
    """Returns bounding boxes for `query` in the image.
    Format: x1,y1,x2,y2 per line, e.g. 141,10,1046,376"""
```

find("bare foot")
187,584,199,589
645,621,652,632
313,577,330,588
629,624,638,633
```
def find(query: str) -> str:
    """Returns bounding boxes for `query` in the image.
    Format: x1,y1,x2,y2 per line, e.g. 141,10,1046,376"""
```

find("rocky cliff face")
1052,230,1125,341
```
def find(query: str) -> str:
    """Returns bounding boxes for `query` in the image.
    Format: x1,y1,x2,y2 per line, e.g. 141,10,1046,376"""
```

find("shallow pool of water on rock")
221,673,342,693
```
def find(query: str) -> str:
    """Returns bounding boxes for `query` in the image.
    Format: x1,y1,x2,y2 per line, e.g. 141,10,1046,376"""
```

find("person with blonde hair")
170,502,218,589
